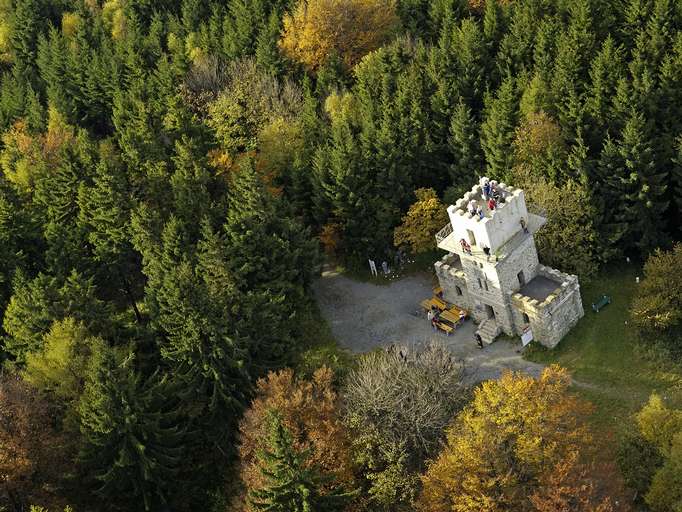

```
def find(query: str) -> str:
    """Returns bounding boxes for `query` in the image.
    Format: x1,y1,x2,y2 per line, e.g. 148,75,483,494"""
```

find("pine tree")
249,414,355,512
223,158,320,371
602,110,670,255
77,151,142,321
79,348,184,511
480,77,518,181
448,99,482,189
585,37,625,143
255,11,283,76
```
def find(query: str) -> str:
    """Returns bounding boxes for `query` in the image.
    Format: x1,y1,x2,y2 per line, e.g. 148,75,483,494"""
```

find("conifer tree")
77,151,142,321
249,414,355,512
612,110,669,253
448,99,483,188
255,11,283,76
585,37,625,143
480,77,518,181
223,158,320,371
79,348,184,511
3,270,109,362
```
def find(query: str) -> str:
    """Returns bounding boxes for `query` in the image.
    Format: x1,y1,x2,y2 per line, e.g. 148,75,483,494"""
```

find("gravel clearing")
314,268,544,384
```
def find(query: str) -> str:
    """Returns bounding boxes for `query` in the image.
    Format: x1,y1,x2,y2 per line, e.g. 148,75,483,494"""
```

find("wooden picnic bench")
592,295,611,312
435,321,454,335
420,297,447,312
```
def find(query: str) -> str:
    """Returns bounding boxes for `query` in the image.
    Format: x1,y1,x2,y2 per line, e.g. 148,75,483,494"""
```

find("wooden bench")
592,295,611,312
436,322,454,335
420,297,447,313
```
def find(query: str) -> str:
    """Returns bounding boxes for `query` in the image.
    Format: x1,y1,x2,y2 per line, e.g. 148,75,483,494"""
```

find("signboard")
521,329,533,347
368,259,378,277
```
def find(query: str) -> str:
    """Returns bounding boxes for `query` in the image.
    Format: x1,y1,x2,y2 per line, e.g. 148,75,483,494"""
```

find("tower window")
477,278,482,289
455,286,462,296
484,280,489,291
523,313,530,324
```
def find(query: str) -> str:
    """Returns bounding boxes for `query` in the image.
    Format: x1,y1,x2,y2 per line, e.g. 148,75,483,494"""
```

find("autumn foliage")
279,0,399,71
0,375,72,510
393,188,448,254
237,367,356,510
417,366,616,512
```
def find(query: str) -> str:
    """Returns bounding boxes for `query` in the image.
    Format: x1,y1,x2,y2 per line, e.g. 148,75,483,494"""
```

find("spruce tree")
480,77,518,181
448,99,482,189
79,348,184,511
77,153,142,321
606,110,670,254
223,158,320,371
249,414,355,512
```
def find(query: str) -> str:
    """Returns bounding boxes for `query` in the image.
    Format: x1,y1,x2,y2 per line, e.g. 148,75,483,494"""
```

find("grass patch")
293,302,356,383
525,264,682,435
334,250,440,285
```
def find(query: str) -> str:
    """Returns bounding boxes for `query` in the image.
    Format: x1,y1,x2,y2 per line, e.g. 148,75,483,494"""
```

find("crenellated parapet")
511,265,583,348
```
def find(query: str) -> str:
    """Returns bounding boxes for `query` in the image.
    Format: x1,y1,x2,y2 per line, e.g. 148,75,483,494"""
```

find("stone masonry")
433,181,584,348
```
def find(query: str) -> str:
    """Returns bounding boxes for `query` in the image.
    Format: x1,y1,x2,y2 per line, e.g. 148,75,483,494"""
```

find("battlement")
512,266,577,311
447,181,529,253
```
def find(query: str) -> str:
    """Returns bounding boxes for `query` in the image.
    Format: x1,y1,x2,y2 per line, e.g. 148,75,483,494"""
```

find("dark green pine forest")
0,0,681,510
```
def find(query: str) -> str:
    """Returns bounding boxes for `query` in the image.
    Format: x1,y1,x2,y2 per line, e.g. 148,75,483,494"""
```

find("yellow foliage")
513,110,564,166
0,21,12,64
185,32,208,65
0,108,77,192
280,0,399,71
23,318,101,405
418,366,600,512
630,244,682,333
636,393,682,457
393,188,448,254
324,90,360,124
102,0,126,40
257,117,304,179
61,12,83,38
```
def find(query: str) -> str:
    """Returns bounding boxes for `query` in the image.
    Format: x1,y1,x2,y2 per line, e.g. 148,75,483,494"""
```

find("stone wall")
434,254,471,311
511,265,584,348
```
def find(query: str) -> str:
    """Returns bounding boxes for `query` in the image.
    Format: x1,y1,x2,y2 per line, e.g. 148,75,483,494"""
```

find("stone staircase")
476,318,501,345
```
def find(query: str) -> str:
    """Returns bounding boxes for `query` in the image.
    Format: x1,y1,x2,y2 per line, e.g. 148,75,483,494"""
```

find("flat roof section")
519,275,561,301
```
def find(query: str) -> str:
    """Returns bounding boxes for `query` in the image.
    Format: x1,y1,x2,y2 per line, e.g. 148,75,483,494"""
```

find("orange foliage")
418,366,617,512
279,0,399,71
319,222,342,256
0,375,72,509
237,367,356,509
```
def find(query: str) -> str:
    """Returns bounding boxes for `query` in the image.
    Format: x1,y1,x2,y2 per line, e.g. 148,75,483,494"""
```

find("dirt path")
314,269,545,385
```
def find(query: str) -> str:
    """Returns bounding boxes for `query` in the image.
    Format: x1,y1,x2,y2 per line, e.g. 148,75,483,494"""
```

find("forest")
0,0,682,510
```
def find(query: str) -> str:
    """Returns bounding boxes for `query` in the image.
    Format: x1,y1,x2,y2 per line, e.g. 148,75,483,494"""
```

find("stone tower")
433,181,584,347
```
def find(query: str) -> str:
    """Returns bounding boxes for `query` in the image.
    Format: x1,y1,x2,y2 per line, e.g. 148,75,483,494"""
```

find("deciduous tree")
630,243,682,345
417,366,612,512
344,343,465,508
393,188,448,254
238,367,356,510
279,0,399,71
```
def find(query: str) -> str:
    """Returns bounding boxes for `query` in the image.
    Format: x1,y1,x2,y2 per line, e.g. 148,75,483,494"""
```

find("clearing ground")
314,268,543,385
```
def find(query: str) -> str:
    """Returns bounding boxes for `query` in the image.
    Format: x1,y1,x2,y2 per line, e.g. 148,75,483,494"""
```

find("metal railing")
435,222,453,244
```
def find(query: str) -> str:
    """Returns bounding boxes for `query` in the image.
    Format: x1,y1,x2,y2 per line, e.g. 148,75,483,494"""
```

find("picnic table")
420,297,447,312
